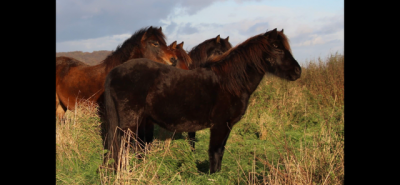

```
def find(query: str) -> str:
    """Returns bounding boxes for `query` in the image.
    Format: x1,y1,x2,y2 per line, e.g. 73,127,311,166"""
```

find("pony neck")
243,66,266,94
188,44,210,69
100,45,140,74
211,57,267,97
208,34,271,97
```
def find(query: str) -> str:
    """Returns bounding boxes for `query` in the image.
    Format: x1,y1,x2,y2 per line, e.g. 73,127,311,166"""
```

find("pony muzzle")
170,58,178,67
294,66,301,76
289,66,301,80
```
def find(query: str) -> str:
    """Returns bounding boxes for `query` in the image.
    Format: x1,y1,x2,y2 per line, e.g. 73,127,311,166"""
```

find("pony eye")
152,42,159,46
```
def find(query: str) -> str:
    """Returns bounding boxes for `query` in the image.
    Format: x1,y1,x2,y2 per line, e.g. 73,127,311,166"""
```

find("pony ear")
141,31,148,42
265,28,278,40
170,41,177,50
178,41,184,49
142,26,155,42
281,29,284,33
216,35,221,43
225,36,229,42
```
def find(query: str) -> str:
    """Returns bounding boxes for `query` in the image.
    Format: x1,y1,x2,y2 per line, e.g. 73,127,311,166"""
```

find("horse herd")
55,26,301,174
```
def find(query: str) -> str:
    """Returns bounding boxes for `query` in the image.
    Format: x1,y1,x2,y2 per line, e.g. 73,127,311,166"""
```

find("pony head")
139,26,178,66
264,28,301,81
169,41,192,70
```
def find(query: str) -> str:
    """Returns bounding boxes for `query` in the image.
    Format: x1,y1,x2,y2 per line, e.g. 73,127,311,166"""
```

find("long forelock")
188,38,216,68
145,27,167,46
204,34,275,96
278,31,292,54
221,39,233,50
101,26,166,72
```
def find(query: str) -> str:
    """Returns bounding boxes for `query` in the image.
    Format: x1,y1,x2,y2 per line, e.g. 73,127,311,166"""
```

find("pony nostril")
295,67,301,75
171,58,177,66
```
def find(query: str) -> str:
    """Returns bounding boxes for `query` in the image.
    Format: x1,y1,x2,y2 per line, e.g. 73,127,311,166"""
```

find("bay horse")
55,26,177,120
103,28,301,173
169,41,192,70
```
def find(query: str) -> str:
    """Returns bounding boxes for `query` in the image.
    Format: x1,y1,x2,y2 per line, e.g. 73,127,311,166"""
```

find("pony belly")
155,118,211,133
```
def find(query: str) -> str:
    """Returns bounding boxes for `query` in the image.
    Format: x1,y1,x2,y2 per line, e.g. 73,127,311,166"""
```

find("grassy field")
56,52,344,184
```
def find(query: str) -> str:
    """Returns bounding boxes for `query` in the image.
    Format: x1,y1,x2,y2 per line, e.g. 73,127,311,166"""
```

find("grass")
56,100,105,184
56,52,344,184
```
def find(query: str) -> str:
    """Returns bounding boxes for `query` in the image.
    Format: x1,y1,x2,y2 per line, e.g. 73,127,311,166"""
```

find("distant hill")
56,50,112,66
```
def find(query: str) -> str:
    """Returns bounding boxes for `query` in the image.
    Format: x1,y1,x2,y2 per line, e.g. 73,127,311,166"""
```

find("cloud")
234,0,261,3
291,39,343,63
314,14,344,35
239,22,270,36
56,0,222,43
56,33,131,52
289,13,343,49
56,0,344,64
176,0,261,15
178,23,199,35
294,35,325,47
176,0,222,15
165,21,178,35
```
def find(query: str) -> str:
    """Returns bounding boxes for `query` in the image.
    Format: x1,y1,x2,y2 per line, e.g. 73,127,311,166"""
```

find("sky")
56,0,344,65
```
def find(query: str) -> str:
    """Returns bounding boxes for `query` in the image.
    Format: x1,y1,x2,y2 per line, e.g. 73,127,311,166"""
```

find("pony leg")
144,120,154,144
56,104,66,120
107,113,140,171
188,132,196,151
208,124,232,174
56,93,67,121
56,92,58,109
125,115,149,160
137,119,154,153
96,95,109,153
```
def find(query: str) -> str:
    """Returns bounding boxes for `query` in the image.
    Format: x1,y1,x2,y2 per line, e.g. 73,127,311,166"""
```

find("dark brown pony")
56,26,177,119
139,37,232,151
186,35,232,149
104,28,301,173
136,41,193,146
188,35,231,69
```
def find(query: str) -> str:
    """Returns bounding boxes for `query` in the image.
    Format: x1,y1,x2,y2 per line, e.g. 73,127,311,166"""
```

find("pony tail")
104,76,121,171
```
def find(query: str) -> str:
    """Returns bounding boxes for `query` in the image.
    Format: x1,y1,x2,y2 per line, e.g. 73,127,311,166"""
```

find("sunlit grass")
56,52,344,184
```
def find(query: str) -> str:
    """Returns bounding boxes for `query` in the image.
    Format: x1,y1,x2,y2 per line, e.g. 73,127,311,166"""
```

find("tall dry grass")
56,52,344,184
239,52,344,184
299,52,344,107
56,100,104,184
